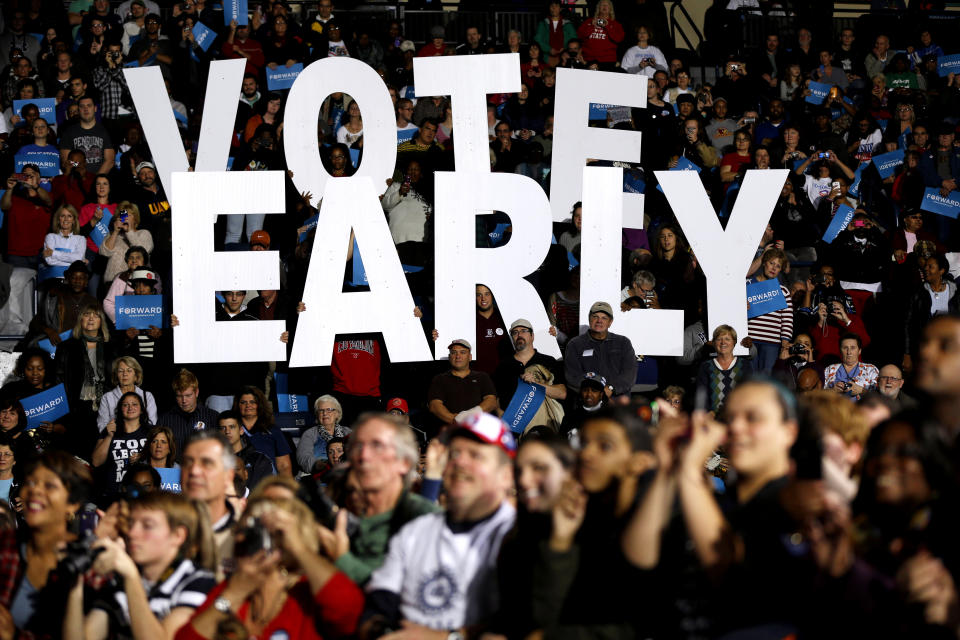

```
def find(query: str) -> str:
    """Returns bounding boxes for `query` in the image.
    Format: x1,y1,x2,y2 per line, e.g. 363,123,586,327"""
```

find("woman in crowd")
664,68,695,104
2,348,56,403
264,14,305,70
558,202,581,253
137,425,179,470
93,391,152,491
695,324,754,415
780,62,803,102
296,394,351,473
64,492,218,640
78,175,117,283
234,386,292,477
99,202,154,285
244,92,283,143
103,246,156,323
547,266,581,347
576,0,623,70
326,142,355,178
620,25,667,76
42,205,85,269
97,356,158,433
176,495,364,639
904,253,959,365
9,452,93,636
382,158,431,266
437,102,454,145
0,435,17,503
720,129,754,188
649,223,695,312
746,248,794,373
55,304,116,458
520,42,548,89
336,100,364,147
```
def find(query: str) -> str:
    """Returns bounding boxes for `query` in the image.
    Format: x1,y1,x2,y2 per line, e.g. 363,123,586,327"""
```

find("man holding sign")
493,319,566,412
920,122,960,198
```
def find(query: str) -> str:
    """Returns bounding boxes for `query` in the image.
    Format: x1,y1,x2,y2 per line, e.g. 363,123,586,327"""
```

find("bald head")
877,364,904,399
797,367,822,394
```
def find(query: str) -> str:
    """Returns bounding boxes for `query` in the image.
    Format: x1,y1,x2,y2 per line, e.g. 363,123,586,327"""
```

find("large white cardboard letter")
434,172,560,360
550,68,647,224
170,171,287,363
580,166,684,355
413,54,520,173
289,177,432,367
656,169,788,355
284,58,396,205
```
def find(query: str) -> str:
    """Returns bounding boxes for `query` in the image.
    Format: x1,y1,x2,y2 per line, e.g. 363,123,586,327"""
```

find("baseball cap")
581,371,607,389
446,410,516,458
509,318,532,332
130,269,159,284
386,397,409,414
430,25,445,39
399,40,416,53
250,230,271,248
131,0,146,7
448,338,472,351
135,161,156,174
589,301,614,318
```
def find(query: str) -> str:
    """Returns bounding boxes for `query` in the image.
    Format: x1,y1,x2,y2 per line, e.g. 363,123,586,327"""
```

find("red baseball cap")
446,410,517,458
386,397,409,414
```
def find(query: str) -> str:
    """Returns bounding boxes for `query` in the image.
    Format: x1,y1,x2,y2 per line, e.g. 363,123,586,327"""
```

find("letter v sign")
123,59,245,197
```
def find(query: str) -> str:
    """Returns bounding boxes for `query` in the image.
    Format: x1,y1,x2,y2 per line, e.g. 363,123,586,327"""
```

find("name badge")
582,349,594,357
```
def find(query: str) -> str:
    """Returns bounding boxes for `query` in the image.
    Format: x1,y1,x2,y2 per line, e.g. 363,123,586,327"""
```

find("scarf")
79,335,106,411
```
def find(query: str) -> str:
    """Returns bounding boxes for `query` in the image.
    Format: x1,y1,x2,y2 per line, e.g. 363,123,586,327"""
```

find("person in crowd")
296,394,351,472
99,202,154,285
26,260,98,348
2,348,57,404
428,339,498,425
180,430,236,580
361,411,516,636
319,413,438,585
577,0,623,70
138,425,178,469
493,318,566,414
0,435,17,504
565,301,638,405
621,26,667,76
217,410,273,494
63,491,217,640
2,164,53,270
158,369,220,453
97,356,158,432
824,333,879,399
696,324,754,415
746,248,794,373
233,386,292,477
93,390,152,491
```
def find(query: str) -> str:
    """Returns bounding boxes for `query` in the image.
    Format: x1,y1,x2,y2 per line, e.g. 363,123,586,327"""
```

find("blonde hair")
112,356,144,386
116,200,141,228
595,0,615,19
73,304,110,341
131,492,217,571
52,204,80,234
801,391,871,446
241,496,320,561
171,368,199,393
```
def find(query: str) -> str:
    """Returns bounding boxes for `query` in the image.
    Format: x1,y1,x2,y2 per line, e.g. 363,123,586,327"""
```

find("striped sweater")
747,278,794,345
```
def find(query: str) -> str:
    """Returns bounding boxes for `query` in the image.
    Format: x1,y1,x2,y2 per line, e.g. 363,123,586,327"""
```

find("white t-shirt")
803,175,833,208
367,502,516,630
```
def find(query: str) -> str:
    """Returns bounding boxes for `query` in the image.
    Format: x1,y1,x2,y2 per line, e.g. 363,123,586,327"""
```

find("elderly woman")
296,395,352,473
576,0,624,69
695,324,754,415
99,201,154,284
97,356,158,432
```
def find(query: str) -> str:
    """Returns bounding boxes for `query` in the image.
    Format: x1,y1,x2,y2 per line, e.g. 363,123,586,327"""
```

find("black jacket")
904,282,960,355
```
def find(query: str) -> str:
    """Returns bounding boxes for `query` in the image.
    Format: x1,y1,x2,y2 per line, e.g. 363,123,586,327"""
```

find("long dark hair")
115,391,150,431
232,386,275,433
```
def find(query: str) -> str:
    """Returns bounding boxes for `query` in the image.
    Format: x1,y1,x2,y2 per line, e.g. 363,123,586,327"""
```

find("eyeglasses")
510,328,531,336
877,376,902,383
0,452,14,459
317,407,338,414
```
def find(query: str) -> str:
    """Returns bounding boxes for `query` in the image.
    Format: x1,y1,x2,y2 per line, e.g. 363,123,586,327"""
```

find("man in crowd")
564,302,638,405
58,97,114,174
493,318,566,410
428,339,498,426
876,363,916,409
218,409,273,492
180,430,236,579
158,368,220,452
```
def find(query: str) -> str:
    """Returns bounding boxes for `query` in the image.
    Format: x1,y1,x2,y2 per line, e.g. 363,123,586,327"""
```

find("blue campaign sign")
623,170,645,195
847,163,866,197
589,103,616,120
38,264,67,282
15,148,60,178
872,148,904,179
14,98,56,123
157,468,182,493
224,0,248,25
266,63,303,91
937,54,960,77
655,156,701,193
22,384,70,429
173,108,187,125
350,240,368,286
274,373,309,414
192,21,217,52
746,279,787,319
397,127,417,144
89,208,113,248
488,222,510,247
805,81,831,105
37,331,73,358
115,295,164,330
349,148,360,168
299,213,318,242
502,380,546,435
822,204,856,243
921,187,960,219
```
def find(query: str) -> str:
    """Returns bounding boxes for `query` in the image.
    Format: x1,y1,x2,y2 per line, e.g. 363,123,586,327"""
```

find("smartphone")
854,220,865,228
818,152,829,159
831,180,840,190
743,117,756,124
12,173,27,182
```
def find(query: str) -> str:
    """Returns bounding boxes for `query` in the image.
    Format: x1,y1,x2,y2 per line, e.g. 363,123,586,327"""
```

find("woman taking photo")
620,25,667,77
78,174,117,293
55,304,117,458
97,356,158,433
576,0,623,70
64,492,218,640
99,202,154,285
177,495,364,639
9,452,94,635
695,324,754,415
234,387,293,477
93,391,152,490
42,205,86,269
296,395,350,473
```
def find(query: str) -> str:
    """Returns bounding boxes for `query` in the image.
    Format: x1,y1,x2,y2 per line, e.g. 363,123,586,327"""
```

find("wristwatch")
213,596,233,614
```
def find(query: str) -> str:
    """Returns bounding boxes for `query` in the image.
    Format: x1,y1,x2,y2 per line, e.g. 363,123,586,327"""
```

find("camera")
817,152,829,159
109,51,121,61
730,64,741,72
233,516,275,558
788,343,807,355
595,17,607,27
812,273,827,286
743,117,756,124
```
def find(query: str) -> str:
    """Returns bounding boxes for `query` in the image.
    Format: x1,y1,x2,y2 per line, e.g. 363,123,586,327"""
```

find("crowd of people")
1,0,960,637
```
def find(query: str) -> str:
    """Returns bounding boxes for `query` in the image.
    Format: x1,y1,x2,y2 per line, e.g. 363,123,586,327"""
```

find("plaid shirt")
92,65,129,119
